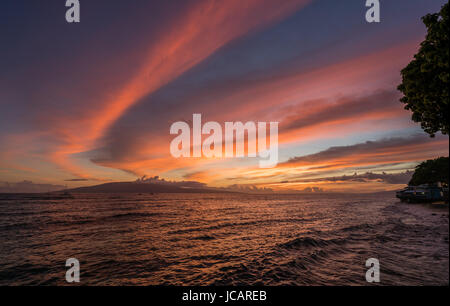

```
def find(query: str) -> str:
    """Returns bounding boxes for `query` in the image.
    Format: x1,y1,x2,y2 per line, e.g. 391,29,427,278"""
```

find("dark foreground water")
0,193,448,285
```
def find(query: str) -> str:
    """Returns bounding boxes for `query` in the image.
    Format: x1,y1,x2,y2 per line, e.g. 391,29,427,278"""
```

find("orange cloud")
87,40,421,179
45,0,312,179
196,135,449,190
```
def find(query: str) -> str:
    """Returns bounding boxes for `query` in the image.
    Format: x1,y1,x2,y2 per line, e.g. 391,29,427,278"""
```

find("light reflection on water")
0,193,448,285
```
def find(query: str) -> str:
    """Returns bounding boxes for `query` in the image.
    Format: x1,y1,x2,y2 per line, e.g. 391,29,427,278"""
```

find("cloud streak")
290,171,414,185
47,0,312,179
282,134,449,169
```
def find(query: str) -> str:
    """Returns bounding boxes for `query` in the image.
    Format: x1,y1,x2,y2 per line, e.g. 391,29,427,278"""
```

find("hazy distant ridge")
66,182,224,194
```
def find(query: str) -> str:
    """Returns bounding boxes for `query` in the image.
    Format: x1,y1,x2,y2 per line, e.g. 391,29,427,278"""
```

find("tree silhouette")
398,2,449,137
409,157,449,186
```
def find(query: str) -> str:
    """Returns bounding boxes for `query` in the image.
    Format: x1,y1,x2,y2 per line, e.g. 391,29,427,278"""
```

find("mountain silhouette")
65,181,226,194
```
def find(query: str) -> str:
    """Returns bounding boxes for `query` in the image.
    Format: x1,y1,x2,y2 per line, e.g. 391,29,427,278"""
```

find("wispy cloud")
280,90,403,133
290,171,414,185
282,134,448,168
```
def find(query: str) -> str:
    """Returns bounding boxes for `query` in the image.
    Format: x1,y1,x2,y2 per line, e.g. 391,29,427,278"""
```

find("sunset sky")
1,0,448,193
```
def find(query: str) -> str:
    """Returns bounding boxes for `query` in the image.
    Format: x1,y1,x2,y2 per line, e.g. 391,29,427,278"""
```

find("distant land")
63,182,398,196
0,179,401,195
65,182,227,194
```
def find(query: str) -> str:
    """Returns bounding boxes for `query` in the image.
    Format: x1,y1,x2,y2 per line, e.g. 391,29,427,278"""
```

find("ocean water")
0,193,448,286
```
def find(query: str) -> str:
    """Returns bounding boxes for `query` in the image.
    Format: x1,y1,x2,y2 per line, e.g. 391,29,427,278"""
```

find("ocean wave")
277,236,346,249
